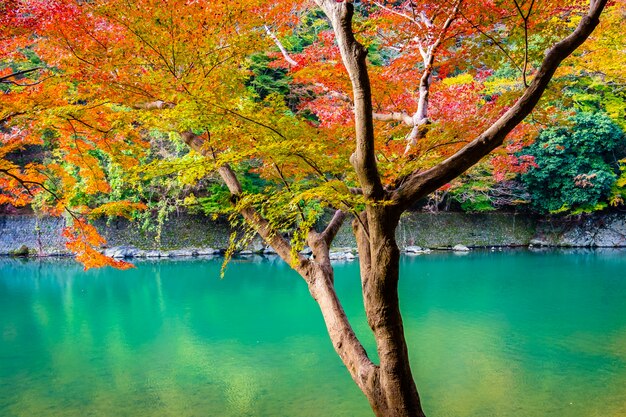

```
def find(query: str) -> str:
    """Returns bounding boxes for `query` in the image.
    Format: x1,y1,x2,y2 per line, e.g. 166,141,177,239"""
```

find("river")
1,250,625,416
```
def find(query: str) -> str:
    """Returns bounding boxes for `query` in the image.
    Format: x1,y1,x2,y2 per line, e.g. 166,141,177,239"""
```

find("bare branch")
265,25,299,67
407,0,462,153
513,0,537,87
372,112,414,125
306,265,378,395
420,11,434,29
0,67,42,83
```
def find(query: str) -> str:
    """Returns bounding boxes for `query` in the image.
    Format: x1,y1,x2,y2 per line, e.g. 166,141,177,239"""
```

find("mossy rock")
9,245,31,257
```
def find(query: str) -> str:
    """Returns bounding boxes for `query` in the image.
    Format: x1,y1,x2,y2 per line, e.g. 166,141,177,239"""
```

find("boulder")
452,244,470,252
329,249,357,261
196,247,220,256
594,228,626,247
262,246,277,255
105,246,140,258
247,237,265,253
529,237,549,247
9,245,30,257
404,246,431,254
167,249,195,257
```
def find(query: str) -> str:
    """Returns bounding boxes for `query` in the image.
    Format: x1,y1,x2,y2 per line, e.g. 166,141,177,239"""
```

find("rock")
167,249,195,257
452,244,470,252
405,245,422,253
9,245,30,257
144,250,163,258
328,252,345,260
196,247,220,256
105,246,140,258
247,237,265,253
329,249,357,261
300,247,313,255
404,246,431,254
530,237,549,246
263,246,277,255
238,250,254,255
560,229,595,247
594,229,626,247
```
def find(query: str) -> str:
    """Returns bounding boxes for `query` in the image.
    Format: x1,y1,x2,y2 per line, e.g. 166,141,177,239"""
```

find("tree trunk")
354,208,426,417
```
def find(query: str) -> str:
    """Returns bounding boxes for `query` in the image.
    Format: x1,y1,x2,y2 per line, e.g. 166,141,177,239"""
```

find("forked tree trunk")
354,207,426,417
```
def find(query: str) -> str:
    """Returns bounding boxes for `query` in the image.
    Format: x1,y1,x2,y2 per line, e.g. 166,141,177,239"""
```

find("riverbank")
2,211,626,259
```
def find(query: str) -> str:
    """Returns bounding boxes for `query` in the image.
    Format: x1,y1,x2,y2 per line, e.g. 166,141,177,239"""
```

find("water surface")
1,250,625,416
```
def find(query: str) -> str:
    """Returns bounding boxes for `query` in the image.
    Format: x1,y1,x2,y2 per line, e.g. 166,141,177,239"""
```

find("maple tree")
0,0,617,415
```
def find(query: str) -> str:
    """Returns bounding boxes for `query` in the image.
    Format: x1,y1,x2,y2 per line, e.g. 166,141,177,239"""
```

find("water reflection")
1,251,625,416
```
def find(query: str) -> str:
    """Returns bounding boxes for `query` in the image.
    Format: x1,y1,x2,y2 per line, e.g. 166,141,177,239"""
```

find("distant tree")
520,112,625,213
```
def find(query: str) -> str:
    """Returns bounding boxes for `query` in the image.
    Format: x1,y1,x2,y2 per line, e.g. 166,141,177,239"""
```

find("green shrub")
519,112,625,213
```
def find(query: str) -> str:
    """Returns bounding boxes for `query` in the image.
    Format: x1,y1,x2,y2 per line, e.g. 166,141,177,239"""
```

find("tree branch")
265,25,299,67
372,112,414,125
457,7,524,74
179,131,307,269
183,128,378,394
386,0,462,154
393,0,609,209
0,67,42,83
320,209,346,247
315,0,384,200
306,264,379,396
513,0,537,87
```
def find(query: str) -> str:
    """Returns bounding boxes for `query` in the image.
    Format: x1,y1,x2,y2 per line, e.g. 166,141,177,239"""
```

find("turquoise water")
1,250,625,417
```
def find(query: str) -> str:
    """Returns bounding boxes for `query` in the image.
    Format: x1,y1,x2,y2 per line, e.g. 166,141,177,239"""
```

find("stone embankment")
2,212,626,260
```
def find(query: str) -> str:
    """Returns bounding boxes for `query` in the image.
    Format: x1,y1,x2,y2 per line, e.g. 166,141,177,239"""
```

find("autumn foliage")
1,0,623,267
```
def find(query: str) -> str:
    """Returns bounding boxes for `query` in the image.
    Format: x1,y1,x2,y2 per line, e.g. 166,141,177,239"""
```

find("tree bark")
354,208,426,417
316,0,383,200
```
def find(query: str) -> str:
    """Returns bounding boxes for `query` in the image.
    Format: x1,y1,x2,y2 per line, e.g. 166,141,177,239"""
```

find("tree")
0,0,613,415
520,112,625,213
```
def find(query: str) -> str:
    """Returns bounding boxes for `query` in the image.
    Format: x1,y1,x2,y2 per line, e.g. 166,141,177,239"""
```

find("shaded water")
1,250,625,416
